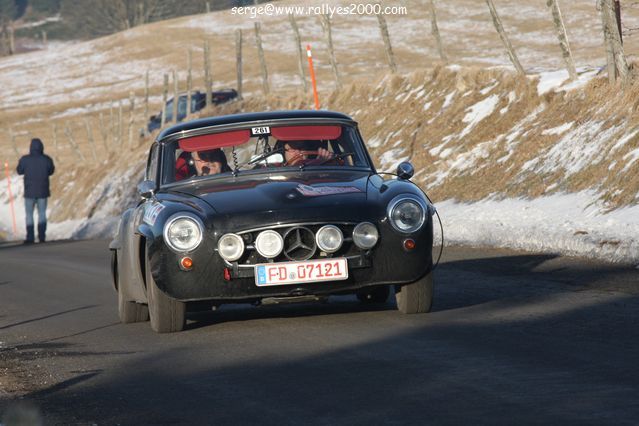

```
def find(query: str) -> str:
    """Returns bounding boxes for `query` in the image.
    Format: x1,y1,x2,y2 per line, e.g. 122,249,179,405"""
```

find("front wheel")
146,254,186,333
115,251,149,323
395,272,433,314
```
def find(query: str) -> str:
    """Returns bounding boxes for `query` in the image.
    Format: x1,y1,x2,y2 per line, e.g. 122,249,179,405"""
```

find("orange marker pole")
306,45,320,110
4,161,17,238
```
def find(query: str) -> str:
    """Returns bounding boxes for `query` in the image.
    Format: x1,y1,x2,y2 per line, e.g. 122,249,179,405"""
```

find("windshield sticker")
251,126,271,136
143,203,165,225
296,184,362,197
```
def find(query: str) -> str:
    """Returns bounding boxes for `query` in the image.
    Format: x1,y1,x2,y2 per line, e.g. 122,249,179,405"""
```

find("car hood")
168,169,372,217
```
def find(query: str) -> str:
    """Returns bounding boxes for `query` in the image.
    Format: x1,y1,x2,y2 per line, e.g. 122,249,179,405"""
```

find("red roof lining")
177,125,342,151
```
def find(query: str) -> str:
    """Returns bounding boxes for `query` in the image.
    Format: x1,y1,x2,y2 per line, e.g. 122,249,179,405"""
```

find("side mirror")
138,180,156,199
396,162,414,180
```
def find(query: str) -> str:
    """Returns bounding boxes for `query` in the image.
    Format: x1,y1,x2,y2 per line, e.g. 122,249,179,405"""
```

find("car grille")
234,223,366,267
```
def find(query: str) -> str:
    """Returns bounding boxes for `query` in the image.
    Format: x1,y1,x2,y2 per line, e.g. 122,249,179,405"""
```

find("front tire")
146,254,186,333
115,251,149,323
395,272,433,314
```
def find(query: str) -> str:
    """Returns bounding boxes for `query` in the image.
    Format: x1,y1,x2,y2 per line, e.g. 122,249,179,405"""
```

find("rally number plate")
255,258,348,287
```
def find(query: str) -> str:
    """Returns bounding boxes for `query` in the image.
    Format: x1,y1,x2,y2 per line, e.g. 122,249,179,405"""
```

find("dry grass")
45,65,639,225
2,0,639,225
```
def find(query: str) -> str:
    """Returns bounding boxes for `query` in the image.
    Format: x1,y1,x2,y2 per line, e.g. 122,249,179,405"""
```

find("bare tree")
61,0,191,37
0,0,16,56
60,0,246,37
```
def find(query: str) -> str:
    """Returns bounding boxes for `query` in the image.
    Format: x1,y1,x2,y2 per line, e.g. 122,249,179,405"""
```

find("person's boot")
24,225,35,244
37,223,46,243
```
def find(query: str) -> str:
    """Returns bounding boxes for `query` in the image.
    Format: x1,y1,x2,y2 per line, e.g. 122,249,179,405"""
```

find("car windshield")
161,123,371,185
163,96,191,122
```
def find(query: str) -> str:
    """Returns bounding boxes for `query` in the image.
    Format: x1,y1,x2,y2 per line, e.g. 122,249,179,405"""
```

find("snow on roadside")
521,122,622,176
536,68,600,96
459,95,499,138
435,191,639,265
0,165,140,242
541,122,574,136
3,170,639,267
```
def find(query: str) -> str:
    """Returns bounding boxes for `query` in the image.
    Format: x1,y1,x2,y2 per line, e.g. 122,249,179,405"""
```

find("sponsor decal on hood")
295,184,363,197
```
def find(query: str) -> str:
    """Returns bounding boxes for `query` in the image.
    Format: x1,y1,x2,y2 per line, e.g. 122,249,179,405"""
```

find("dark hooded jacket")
17,139,55,198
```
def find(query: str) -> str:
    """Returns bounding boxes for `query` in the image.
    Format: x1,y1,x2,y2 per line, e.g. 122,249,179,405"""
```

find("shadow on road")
0,305,98,330
2,250,639,424
185,298,395,331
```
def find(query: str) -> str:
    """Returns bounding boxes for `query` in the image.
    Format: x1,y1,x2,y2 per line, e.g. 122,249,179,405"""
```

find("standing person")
16,138,55,244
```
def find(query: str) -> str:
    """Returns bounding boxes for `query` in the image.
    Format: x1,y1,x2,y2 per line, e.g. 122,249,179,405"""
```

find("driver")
280,140,334,166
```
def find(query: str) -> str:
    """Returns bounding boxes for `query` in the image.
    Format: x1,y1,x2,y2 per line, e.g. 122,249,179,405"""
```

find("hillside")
0,0,638,264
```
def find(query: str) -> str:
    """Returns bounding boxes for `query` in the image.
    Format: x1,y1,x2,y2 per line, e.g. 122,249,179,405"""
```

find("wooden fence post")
64,124,86,161
144,70,149,122
429,0,447,62
84,117,97,162
9,129,19,160
320,14,341,89
600,0,616,84
128,91,135,147
255,22,270,95
109,102,115,146
547,0,577,81
486,0,525,75
187,50,193,119
172,70,178,124
52,123,59,154
8,23,14,55
206,2,210,13
204,40,212,107
289,14,308,91
377,13,397,73
236,29,243,99
98,112,108,152
84,117,98,163
41,30,47,49
600,0,629,84
118,101,124,146
161,73,168,128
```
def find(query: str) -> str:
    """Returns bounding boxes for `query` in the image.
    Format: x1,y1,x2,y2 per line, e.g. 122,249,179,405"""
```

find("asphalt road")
1,239,638,425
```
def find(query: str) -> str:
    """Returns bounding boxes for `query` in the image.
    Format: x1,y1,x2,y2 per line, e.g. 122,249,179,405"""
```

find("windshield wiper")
314,152,355,166
235,148,284,173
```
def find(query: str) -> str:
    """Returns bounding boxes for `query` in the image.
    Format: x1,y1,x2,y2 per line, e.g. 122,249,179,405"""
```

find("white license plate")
254,258,348,287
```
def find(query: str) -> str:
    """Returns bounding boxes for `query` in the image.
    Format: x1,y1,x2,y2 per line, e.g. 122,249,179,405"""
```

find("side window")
146,143,159,182
177,96,187,121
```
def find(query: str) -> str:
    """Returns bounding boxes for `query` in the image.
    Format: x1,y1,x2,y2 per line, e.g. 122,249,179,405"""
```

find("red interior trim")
178,130,251,152
271,125,342,141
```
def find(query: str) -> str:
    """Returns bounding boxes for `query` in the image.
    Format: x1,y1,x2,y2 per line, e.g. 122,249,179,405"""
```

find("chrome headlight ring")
217,233,245,262
163,213,205,253
255,230,284,259
387,195,428,234
353,222,379,249
316,225,344,253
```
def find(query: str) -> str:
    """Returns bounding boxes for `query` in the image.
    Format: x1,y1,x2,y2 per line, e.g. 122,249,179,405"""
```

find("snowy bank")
436,192,639,266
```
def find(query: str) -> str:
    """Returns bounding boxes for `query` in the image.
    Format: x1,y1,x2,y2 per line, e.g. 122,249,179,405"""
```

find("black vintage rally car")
110,110,435,333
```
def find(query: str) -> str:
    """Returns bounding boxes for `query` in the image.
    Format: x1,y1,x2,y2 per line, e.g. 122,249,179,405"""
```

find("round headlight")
353,222,379,249
255,230,284,259
316,225,343,253
217,233,245,262
164,216,203,252
389,198,425,233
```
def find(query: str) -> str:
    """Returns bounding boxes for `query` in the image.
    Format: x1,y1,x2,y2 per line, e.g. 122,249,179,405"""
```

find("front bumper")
149,218,433,302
